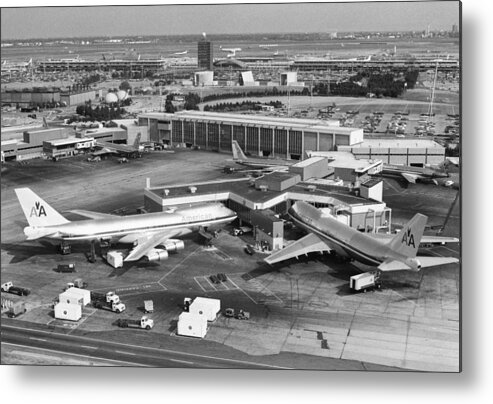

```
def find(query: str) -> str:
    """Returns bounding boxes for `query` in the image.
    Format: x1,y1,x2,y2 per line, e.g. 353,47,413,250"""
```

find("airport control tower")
197,32,214,70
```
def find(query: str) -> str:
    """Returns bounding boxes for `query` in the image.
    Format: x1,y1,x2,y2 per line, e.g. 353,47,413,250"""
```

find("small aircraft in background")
380,162,450,185
91,133,143,159
228,140,293,173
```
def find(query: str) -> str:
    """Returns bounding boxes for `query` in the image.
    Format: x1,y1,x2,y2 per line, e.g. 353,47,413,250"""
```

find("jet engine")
405,257,422,272
146,248,169,262
161,239,185,253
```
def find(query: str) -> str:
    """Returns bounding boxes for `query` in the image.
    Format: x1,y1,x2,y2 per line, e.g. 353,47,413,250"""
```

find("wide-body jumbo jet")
15,188,237,262
265,201,459,272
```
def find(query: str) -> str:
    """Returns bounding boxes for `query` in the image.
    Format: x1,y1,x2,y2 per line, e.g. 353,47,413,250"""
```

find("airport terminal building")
337,138,446,166
138,111,364,160
143,156,389,251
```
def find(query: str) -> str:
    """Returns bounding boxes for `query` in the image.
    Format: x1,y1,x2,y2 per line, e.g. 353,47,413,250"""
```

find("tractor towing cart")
116,316,154,330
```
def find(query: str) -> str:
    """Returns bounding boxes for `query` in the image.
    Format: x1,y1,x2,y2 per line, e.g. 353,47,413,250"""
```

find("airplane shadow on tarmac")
244,252,422,298
1,240,62,264
105,260,161,278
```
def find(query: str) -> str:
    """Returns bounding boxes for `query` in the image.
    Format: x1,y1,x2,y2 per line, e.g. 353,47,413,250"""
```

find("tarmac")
1,149,460,371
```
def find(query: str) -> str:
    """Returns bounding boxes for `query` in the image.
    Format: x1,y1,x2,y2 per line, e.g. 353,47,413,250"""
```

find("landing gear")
59,242,71,255
88,240,96,263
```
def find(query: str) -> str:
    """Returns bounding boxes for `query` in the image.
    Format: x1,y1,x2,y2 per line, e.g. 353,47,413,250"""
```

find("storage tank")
116,90,128,101
105,92,118,104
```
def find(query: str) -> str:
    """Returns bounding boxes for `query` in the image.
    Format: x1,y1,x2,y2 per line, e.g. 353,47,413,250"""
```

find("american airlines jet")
15,188,237,262
265,201,458,272
91,133,143,159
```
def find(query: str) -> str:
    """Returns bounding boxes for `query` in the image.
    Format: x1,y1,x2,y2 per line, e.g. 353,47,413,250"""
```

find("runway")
1,321,292,369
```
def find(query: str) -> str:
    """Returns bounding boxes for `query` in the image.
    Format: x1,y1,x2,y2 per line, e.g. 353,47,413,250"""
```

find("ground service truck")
349,272,381,292
1,282,31,296
116,316,154,330
92,291,125,313
93,300,126,313
92,291,121,304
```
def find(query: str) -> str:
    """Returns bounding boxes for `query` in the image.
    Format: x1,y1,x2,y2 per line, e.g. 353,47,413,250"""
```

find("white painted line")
115,350,135,356
194,277,208,293
439,245,460,255
81,345,97,350
3,343,146,366
204,276,217,290
29,337,47,342
169,358,194,365
5,324,293,369
160,246,201,281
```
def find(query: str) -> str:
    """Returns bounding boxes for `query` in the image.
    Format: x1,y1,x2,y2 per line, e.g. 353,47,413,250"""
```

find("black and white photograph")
1,0,463,377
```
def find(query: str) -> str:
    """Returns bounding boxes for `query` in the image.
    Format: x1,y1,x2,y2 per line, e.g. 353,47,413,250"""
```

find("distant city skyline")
1,1,460,41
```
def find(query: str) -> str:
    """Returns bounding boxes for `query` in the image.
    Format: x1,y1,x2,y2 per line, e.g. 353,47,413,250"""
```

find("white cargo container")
107,251,124,268
59,288,91,306
188,297,221,322
54,302,82,321
177,312,207,338
349,272,381,292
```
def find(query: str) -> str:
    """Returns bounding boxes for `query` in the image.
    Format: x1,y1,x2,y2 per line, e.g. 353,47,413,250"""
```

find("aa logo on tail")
30,201,47,217
401,228,415,248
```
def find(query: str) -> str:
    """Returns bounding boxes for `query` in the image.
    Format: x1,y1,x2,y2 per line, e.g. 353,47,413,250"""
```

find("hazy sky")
1,1,460,40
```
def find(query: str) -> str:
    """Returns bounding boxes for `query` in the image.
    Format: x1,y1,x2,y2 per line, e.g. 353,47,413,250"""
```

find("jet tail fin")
15,188,70,227
232,140,247,161
388,213,427,258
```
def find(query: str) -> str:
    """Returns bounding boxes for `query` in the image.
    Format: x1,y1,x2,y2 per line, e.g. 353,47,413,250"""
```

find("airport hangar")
137,111,363,160
143,156,390,252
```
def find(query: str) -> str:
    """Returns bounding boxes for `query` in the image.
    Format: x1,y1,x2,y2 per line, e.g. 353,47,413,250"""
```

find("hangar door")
303,131,317,154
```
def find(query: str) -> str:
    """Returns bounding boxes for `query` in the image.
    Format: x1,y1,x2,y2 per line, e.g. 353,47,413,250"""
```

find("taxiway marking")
29,337,47,342
5,324,293,369
115,350,135,356
2,342,146,366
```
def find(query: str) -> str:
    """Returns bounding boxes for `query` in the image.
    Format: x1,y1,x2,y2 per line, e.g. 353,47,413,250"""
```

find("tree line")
204,100,284,112
75,103,126,121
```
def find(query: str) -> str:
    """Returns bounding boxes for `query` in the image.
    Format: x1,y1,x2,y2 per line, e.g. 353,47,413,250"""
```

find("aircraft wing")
401,172,419,183
415,256,459,267
378,256,459,272
68,210,118,220
91,147,117,156
370,233,459,246
264,233,331,265
420,235,460,245
123,230,181,262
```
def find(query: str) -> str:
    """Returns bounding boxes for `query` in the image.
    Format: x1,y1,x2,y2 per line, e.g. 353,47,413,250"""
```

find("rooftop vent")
163,189,170,196
306,185,317,192
258,185,269,192
189,186,197,194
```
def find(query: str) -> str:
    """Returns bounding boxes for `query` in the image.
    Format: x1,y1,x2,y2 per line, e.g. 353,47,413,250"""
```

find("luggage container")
177,312,207,338
8,301,26,318
59,288,91,306
144,300,154,313
54,302,82,321
188,297,221,322
107,251,124,268
349,271,381,292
